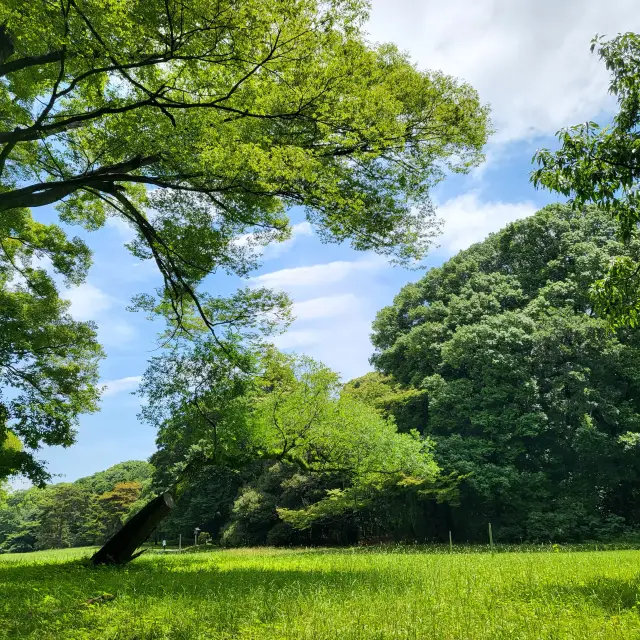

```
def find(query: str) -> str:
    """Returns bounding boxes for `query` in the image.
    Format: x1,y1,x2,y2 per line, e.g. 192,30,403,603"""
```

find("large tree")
532,32,640,327
141,344,440,542
370,205,640,541
0,0,489,480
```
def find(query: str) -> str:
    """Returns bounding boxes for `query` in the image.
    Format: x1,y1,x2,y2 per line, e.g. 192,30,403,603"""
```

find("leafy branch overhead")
532,32,640,327
0,0,489,327
0,0,490,481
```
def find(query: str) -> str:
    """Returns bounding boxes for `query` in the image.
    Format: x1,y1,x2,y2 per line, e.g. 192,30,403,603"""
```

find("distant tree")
0,487,41,552
371,205,640,541
75,461,154,495
143,345,441,536
532,32,640,327
36,483,93,549
90,481,143,541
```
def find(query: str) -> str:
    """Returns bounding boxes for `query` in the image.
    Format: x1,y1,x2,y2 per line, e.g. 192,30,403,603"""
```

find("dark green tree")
0,487,42,552
35,482,93,549
370,205,640,541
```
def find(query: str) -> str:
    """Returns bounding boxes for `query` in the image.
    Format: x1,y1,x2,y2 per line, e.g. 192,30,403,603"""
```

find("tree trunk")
91,492,174,566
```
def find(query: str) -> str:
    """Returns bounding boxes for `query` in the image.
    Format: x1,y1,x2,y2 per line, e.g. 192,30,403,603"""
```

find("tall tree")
532,32,640,327
1,0,489,480
370,205,640,541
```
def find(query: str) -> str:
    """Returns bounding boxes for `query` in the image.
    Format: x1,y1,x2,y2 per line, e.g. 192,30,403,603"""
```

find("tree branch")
0,49,63,77
0,154,160,211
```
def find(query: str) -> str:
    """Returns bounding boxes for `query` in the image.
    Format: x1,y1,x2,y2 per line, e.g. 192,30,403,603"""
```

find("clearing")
1,546,640,639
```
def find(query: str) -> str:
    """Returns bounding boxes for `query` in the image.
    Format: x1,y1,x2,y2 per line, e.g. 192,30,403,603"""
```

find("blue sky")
13,0,640,486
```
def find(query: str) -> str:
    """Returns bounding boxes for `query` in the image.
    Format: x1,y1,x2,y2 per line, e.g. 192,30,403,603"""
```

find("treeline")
6,204,640,550
153,204,640,546
0,461,153,552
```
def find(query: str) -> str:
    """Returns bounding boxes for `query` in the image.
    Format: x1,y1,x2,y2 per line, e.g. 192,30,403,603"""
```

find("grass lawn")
2,546,640,639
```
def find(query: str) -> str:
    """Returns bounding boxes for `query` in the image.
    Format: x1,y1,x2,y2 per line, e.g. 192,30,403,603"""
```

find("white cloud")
272,330,324,349
62,282,137,346
102,375,142,396
367,0,640,143
236,221,314,260
264,222,313,259
251,256,385,289
63,282,114,321
99,320,138,346
292,221,313,235
437,192,537,253
106,215,136,241
292,294,360,321
272,319,376,381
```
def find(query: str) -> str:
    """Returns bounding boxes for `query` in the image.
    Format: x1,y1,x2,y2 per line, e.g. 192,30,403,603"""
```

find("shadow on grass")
0,557,386,636
3,553,640,638
538,576,640,614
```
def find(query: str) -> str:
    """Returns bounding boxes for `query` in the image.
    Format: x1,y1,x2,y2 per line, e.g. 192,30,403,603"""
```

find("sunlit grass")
2,545,640,639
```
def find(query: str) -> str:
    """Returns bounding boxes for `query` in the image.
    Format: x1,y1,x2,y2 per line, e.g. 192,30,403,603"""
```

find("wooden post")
91,492,175,565
179,534,182,553
488,523,494,553
449,530,453,552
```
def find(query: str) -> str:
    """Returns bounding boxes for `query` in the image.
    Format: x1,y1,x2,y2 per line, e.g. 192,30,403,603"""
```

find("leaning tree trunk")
91,492,174,566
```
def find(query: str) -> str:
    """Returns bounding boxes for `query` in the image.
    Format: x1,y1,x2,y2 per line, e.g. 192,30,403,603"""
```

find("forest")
3,0,640,637
4,204,640,550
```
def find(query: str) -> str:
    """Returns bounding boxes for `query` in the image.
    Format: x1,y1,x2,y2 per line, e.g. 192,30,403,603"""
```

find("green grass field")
2,546,640,639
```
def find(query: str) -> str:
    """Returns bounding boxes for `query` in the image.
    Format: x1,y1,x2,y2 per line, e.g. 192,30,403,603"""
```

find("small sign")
162,539,167,547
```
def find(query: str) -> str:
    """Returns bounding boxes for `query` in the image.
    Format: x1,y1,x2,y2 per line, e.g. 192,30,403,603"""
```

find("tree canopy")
532,32,640,327
0,0,489,324
0,208,102,484
141,344,441,540
0,0,489,480
369,204,640,541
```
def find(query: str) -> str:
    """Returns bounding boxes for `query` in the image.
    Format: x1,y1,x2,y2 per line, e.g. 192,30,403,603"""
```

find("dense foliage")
0,208,103,484
142,346,443,546
0,461,153,552
533,32,640,327
369,204,640,542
